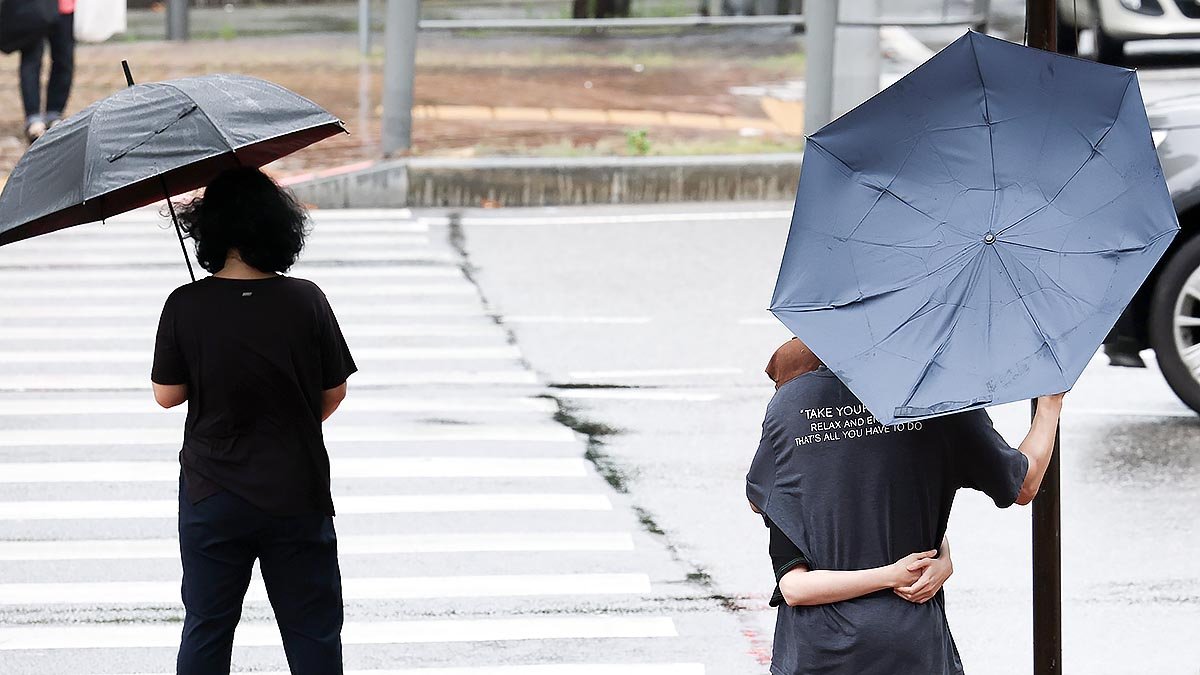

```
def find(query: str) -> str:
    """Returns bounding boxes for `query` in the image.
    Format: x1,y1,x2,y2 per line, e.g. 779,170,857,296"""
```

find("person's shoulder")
275,275,327,298
162,278,207,305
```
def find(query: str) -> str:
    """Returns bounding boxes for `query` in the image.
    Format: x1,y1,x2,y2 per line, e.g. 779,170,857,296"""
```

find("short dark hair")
175,167,309,274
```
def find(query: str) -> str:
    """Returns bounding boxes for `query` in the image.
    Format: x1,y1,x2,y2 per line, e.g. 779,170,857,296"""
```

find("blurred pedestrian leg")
17,0,75,142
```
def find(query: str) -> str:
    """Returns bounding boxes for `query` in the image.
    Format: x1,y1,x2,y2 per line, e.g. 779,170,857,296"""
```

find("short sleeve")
766,517,808,607
151,295,187,385
940,409,1029,508
316,289,357,390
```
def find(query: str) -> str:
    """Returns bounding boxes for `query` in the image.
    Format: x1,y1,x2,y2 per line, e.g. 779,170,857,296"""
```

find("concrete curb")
287,154,804,209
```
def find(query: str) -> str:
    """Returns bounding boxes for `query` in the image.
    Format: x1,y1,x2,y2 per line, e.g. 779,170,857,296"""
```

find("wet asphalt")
453,202,1200,675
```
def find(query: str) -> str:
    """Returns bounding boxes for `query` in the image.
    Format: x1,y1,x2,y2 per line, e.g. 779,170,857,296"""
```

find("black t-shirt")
746,367,1028,675
152,275,357,517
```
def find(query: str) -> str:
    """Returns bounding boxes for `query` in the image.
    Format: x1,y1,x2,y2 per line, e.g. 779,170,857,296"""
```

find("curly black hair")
175,167,309,274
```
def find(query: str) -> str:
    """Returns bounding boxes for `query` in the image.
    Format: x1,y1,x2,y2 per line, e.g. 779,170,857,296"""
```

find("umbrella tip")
121,61,135,87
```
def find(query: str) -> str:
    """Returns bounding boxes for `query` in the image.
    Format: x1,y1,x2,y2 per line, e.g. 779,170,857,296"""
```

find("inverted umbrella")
771,31,1178,425
0,70,344,280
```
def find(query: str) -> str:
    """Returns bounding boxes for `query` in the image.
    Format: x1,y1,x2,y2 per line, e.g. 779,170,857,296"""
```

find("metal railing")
415,12,988,32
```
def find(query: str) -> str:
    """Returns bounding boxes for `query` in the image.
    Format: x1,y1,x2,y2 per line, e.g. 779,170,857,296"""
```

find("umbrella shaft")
160,176,196,283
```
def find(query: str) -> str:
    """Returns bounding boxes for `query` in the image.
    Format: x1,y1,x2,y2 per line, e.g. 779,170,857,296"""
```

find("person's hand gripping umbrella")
0,63,345,280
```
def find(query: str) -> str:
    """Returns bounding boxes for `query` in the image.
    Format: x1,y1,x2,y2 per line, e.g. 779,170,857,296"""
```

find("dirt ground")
0,28,805,181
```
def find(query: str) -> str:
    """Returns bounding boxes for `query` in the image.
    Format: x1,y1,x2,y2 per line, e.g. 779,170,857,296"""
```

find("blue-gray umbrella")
0,70,344,279
771,31,1178,425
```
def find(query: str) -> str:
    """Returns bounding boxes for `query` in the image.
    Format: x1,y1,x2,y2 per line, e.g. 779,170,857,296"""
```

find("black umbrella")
0,67,345,280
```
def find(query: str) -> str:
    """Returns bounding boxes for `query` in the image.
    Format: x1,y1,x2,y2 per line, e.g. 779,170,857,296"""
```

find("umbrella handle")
160,175,196,283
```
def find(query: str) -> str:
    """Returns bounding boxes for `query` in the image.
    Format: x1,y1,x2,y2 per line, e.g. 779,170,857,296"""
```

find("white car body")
1059,0,1200,41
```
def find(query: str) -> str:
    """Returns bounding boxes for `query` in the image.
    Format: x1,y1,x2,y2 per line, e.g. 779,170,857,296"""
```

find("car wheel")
1149,235,1200,415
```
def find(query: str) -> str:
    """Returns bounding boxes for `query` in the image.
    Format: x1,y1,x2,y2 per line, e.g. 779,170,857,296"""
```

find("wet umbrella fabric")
0,73,343,247
771,31,1178,426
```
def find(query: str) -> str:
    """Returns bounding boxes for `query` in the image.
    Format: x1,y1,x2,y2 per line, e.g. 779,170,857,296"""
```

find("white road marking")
0,395,558,416
99,207,417,225
0,532,635,561
10,234,432,249
0,346,521,364
420,209,791,227
0,424,574,446
0,573,652,605
3,235,433,252
0,615,677,650
0,303,483,318
567,367,744,380
0,266,462,283
103,665,704,675
0,370,539,390
0,284,479,300
0,493,613,520
0,457,588,483
0,324,504,340
553,389,722,402
504,316,652,325
0,250,456,266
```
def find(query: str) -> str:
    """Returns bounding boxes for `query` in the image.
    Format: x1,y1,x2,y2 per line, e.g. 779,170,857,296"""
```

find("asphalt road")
452,202,1200,675
0,209,754,674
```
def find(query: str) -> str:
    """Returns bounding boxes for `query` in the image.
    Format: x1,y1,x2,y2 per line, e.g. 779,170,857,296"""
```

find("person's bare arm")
1014,393,1065,505
778,550,936,607
152,383,187,409
322,382,347,421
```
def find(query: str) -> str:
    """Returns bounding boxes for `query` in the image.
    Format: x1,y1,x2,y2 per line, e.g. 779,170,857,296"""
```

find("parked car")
1103,93,1200,413
1057,0,1200,64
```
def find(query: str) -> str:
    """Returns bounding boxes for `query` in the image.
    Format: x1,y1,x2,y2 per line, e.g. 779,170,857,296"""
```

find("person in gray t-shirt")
747,338,1064,675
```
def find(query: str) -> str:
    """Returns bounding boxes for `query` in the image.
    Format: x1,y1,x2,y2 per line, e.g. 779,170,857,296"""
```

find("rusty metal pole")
1025,4,1061,673
1027,10,1061,675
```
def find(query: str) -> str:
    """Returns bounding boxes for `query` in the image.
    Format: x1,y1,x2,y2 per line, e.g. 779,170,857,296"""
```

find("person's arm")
895,535,953,604
322,382,347,422
1013,393,1065,505
777,550,936,607
152,383,188,409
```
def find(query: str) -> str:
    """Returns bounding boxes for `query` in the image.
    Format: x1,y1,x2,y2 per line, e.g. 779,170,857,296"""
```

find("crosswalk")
0,208,706,674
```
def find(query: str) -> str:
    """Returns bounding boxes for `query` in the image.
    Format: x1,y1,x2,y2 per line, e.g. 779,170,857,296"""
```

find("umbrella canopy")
0,73,343,246
771,31,1178,426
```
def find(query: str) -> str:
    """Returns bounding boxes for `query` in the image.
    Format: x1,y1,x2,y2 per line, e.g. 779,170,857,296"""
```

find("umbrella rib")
1001,232,1172,256
989,245,1068,387
1000,243,1103,312
160,82,239,156
771,242,979,313
897,248,990,411
843,246,984,363
995,75,1135,237
967,34,999,233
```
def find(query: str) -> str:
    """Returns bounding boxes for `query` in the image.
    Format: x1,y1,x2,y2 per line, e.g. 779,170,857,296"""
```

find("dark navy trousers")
177,480,344,675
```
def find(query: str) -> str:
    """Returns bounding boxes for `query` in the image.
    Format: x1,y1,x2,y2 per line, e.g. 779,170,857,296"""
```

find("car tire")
1149,235,1200,415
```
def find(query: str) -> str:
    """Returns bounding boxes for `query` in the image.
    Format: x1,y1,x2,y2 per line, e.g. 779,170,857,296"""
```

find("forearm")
321,383,347,421
1015,399,1062,504
779,566,893,607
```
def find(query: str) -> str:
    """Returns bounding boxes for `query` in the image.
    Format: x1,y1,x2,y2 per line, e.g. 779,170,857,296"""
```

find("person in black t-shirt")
747,338,1064,675
152,168,356,675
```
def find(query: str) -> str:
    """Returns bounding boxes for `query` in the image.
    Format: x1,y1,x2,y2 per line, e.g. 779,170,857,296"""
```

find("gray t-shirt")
746,367,1028,675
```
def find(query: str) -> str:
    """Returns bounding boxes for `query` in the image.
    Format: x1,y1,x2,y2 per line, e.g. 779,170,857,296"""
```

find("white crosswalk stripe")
0,616,680,650
0,207,699,674
0,532,636,561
